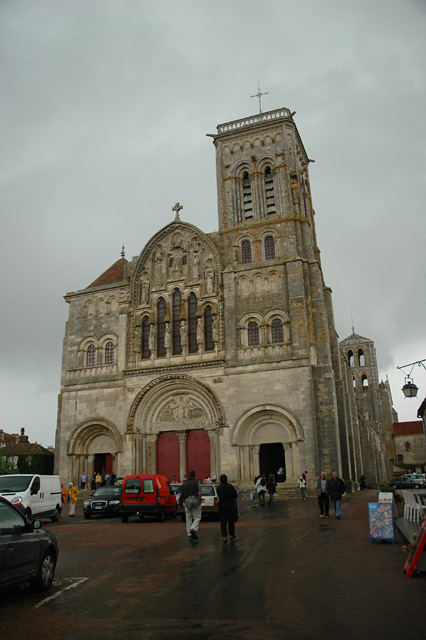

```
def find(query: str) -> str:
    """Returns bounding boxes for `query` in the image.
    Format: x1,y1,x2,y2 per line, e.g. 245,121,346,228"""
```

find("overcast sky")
1,0,425,448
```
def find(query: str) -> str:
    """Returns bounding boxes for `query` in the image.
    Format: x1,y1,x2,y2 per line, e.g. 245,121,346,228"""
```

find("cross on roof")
250,82,269,114
172,202,183,220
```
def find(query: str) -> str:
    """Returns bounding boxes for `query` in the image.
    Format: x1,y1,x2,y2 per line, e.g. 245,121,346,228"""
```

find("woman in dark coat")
216,474,238,542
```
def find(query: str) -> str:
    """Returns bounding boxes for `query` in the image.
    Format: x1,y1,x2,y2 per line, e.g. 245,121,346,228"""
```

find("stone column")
207,429,220,477
146,434,158,474
284,444,294,480
291,442,299,480
251,445,260,480
177,431,187,480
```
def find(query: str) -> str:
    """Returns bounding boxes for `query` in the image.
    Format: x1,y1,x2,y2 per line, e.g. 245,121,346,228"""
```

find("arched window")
264,235,275,260
241,240,252,264
348,350,355,367
157,298,166,357
362,374,368,390
404,441,411,452
242,171,253,219
271,318,284,343
172,289,182,355
105,342,114,364
352,376,356,391
188,293,198,354
358,349,365,366
248,321,260,346
141,316,150,359
204,305,214,351
86,344,96,367
264,166,276,215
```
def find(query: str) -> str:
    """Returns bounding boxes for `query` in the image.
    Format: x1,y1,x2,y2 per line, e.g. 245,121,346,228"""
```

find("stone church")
55,107,393,489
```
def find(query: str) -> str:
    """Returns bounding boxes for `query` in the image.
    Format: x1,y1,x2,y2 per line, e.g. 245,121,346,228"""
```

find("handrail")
217,108,292,134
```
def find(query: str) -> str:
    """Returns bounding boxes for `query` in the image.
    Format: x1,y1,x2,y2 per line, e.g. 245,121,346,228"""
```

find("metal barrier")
238,488,262,519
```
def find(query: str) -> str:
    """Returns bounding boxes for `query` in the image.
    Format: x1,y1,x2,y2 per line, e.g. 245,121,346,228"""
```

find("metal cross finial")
121,244,125,259
172,202,183,220
250,81,269,114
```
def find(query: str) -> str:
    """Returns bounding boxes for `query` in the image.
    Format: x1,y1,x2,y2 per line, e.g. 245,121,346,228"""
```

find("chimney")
19,427,29,444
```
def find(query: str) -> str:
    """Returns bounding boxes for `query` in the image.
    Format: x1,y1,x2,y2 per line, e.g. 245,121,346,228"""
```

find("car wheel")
121,514,129,523
50,506,61,523
84,513,91,519
414,484,420,489
30,549,56,592
157,507,165,522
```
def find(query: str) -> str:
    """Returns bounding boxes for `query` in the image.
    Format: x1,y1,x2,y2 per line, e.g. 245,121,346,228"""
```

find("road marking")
34,577,88,609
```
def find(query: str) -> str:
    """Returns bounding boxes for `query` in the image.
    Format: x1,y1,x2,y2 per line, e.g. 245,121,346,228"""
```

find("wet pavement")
1,490,425,639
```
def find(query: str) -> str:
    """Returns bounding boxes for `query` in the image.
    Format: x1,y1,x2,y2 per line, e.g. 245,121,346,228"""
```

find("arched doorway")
232,405,304,484
186,430,211,480
67,420,122,485
259,443,285,479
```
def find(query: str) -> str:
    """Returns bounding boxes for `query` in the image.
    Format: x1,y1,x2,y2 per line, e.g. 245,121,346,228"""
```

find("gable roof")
393,421,424,436
88,258,128,288
2,442,53,456
340,332,370,345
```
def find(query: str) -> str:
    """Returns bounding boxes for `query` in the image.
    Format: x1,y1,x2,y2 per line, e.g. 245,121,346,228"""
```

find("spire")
121,244,125,259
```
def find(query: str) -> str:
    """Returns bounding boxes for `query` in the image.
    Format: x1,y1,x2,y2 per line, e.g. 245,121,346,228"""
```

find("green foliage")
378,482,402,502
0,454,14,474
17,455,53,475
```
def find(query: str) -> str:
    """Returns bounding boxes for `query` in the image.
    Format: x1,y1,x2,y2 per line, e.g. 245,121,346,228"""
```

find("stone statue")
141,278,150,305
197,320,203,350
212,315,218,344
180,320,187,348
205,267,214,295
164,323,171,350
148,323,155,352
192,253,200,280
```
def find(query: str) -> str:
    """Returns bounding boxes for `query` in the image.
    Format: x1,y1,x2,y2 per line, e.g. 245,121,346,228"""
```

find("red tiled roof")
1,443,53,456
393,421,424,436
88,258,127,288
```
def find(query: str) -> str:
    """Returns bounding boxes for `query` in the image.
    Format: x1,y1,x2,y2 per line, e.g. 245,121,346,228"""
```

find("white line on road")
34,577,88,609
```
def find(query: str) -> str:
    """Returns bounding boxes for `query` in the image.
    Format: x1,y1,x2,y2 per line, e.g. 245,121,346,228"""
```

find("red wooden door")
157,432,180,481
186,430,210,481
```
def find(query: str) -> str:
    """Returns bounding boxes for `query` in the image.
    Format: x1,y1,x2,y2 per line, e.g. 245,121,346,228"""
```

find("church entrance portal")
259,443,285,480
93,453,114,476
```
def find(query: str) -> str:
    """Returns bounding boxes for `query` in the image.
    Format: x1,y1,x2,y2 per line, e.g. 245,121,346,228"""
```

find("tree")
0,454,14,474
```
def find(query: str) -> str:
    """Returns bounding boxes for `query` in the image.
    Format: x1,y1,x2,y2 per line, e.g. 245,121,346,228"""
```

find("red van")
119,474,177,523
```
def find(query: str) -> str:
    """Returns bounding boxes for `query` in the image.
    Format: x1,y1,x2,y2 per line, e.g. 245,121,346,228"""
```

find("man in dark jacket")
181,470,202,540
328,471,346,519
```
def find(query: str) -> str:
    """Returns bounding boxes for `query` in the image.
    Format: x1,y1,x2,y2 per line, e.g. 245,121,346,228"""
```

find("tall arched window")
264,166,276,215
86,344,96,367
204,305,214,351
105,342,114,364
271,318,284,343
264,235,275,260
352,376,356,391
358,349,365,366
348,350,355,367
157,298,166,357
248,321,260,346
188,292,198,354
172,289,182,355
141,316,150,359
242,171,253,219
241,240,252,264
362,374,368,390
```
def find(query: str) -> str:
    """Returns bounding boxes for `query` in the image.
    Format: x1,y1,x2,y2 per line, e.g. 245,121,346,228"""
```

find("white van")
0,474,62,522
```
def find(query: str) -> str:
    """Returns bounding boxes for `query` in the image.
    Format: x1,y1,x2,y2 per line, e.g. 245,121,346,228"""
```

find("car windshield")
93,487,121,497
0,475,32,492
201,486,215,496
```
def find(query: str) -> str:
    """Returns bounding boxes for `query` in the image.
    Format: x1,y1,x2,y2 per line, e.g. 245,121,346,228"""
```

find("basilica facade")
55,107,393,489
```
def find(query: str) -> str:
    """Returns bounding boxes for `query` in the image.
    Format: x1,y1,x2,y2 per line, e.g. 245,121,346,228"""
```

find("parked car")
178,483,219,521
169,483,182,499
0,496,58,593
119,474,177,522
0,474,62,522
83,486,122,519
391,474,426,489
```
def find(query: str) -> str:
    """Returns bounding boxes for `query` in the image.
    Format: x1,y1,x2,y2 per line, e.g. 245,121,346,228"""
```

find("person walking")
266,474,277,506
329,471,346,519
180,470,202,541
68,483,79,517
315,472,330,518
299,475,307,500
255,474,267,507
217,474,238,542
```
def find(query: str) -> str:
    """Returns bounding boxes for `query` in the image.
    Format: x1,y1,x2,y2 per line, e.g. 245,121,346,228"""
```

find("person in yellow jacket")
68,483,79,517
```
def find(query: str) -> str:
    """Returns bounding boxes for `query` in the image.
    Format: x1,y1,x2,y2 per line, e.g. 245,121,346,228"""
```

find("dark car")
391,474,426,489
0,496,58,593
83,486,122,519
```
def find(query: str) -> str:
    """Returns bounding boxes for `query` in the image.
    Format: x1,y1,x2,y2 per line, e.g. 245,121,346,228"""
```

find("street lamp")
397,359,426,398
